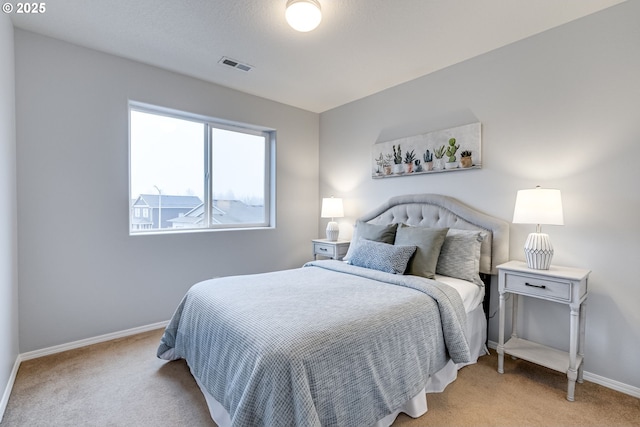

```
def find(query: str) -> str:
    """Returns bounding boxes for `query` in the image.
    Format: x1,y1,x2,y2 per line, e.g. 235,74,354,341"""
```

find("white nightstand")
312,239,350,260
497,260,590,401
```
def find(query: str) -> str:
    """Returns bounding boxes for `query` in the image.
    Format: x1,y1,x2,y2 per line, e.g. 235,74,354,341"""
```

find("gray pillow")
344,221,398,261
348,239,416,274
394,224,449,279
436,229,485,286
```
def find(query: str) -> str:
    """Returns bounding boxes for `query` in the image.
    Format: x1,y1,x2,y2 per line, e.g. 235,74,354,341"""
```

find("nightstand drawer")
503,273,571,302
312,239,350,260
313,242,337,257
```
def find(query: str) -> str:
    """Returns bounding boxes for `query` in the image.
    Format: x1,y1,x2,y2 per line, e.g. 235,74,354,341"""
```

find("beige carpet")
2,329,639,426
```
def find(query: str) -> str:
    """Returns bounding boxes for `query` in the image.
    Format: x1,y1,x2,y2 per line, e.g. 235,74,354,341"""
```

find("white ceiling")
10,0,625,113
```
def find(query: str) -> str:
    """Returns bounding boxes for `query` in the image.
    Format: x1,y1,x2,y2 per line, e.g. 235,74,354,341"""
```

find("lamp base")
523,232,554,270
326,221,339,241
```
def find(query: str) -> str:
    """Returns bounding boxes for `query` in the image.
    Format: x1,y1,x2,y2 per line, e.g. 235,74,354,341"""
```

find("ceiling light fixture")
285,0,322,32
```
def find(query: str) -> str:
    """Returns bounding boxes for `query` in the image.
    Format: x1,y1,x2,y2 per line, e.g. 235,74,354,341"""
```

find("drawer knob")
319,247,327,252
525,282,546,289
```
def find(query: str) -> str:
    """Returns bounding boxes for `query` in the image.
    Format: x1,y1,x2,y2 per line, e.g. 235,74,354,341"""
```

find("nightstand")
497,260,590,401
312,239,350,260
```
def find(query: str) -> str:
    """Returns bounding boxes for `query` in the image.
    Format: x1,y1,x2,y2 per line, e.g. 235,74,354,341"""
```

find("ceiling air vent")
219,57,253,72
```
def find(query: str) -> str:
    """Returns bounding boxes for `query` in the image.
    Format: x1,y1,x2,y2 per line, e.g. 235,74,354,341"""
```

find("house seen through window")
129,102,274,234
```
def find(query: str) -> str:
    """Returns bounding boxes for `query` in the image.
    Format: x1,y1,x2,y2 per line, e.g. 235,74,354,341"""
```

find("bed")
157,193,509,427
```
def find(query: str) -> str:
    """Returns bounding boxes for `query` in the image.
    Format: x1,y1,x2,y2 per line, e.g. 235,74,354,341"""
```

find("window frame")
128,101,276,235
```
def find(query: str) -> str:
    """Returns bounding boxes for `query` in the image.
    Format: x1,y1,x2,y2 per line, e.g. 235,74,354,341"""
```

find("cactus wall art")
371,122,481,178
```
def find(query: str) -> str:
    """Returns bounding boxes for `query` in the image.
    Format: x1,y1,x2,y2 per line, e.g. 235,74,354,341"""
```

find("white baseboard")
583,371,640,399
0,355,21,423
20,320,169,361
487,340,640,399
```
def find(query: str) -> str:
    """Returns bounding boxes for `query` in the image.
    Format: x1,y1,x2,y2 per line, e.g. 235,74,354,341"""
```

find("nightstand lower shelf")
503,337,583,375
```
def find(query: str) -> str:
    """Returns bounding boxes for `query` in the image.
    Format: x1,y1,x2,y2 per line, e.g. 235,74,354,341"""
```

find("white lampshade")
285,0,322,32
513,187,564,226
321,197,344,219
321,197,343,241
513,186,564,270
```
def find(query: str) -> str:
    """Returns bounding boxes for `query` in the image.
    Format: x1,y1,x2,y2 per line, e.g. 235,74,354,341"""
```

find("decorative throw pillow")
348,239,416,274
436,229,485,286
344,221,398,261
394,224,449,279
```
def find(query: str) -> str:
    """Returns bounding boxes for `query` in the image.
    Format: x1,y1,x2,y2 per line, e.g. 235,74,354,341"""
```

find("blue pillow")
348,239,416,274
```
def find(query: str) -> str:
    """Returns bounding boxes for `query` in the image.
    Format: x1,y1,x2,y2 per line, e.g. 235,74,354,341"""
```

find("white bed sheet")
435,274,485,313
192,275,487,427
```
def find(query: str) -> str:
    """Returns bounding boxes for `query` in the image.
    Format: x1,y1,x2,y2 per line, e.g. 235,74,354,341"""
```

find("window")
129,102,275,234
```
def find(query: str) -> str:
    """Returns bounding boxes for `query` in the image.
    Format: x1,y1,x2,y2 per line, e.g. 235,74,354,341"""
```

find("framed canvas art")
372,122,481,178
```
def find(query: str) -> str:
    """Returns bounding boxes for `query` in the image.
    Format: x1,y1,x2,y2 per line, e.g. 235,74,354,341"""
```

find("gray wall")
15,30,319,352
319,2,640,390
0,12,18,417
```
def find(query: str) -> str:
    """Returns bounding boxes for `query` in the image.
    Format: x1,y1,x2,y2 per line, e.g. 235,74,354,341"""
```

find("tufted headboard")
357,194,509,275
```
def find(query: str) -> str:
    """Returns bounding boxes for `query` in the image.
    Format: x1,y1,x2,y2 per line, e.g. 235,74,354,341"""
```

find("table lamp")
321,197,344,241
512,186,564,270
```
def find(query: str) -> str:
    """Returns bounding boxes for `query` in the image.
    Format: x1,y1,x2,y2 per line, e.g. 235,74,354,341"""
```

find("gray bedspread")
157,260,470,427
